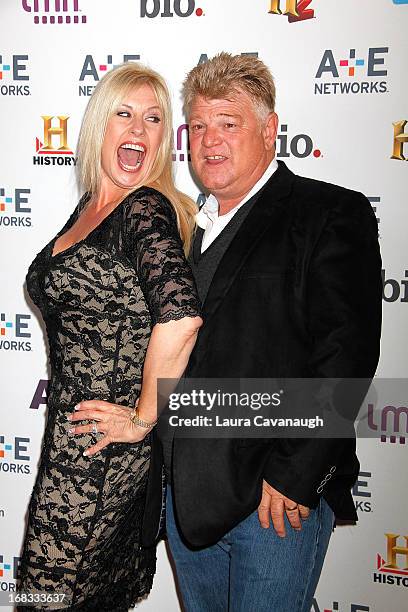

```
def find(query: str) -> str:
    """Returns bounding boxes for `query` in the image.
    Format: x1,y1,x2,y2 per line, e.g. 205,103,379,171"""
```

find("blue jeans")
166,485,334,612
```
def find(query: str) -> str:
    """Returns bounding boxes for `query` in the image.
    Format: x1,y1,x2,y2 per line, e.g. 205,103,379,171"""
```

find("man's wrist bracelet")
130,409,157,429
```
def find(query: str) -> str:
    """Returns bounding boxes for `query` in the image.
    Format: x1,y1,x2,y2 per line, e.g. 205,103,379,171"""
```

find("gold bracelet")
130,408,157,429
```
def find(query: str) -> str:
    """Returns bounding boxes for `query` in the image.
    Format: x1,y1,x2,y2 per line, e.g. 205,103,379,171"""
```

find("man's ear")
262,112,278,151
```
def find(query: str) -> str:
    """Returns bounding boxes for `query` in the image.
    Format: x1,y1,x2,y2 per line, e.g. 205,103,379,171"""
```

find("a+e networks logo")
268,0,314,22
140,0,205,18
0,54,30,97
0,187,32,229
312,599,369,612
315,47,389,95
352,471,373,514
0,554,20,590
78,54,141,97
22,0,87,24
0,313,32,351
0,435,31,475
33,116,76,167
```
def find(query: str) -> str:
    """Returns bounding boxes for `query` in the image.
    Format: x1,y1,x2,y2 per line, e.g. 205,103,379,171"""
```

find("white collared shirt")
196,158,279,253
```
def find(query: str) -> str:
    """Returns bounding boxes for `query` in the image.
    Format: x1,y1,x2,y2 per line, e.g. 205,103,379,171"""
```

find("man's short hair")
183,52,276,120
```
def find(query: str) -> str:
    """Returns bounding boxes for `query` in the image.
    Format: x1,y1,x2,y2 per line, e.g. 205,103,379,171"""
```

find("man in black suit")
161,53,382,611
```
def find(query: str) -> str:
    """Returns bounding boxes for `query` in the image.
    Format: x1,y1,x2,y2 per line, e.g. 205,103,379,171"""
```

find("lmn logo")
268,0,314,22
391,120,408,161
33,116,76,166
22,0,87,24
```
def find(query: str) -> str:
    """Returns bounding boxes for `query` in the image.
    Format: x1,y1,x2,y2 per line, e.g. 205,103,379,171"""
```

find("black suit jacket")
142,161,382,548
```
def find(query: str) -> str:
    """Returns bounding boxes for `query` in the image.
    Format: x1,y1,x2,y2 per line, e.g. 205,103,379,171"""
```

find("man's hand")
257,479,310,537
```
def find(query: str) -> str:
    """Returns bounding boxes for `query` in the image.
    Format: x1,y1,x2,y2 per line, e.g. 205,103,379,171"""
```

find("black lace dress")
17,187,201,611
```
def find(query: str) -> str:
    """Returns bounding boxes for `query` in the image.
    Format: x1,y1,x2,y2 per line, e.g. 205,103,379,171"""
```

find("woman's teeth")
118,143,146,170
121,143,145,152
121,161,142,170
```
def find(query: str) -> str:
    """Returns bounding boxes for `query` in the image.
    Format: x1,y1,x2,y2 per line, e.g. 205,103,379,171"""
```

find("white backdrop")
0,1,407,611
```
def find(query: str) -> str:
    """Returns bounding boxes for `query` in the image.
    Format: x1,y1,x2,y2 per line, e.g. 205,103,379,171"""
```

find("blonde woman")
18,63,202,610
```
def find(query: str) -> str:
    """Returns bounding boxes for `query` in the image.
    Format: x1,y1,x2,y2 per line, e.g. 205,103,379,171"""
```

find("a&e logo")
0,54,30,97
374,534,408,587
268,0,314,22
30,379,49,410
0,187,32,228
33,116,76,167
315,47,389,95
78,54,141,96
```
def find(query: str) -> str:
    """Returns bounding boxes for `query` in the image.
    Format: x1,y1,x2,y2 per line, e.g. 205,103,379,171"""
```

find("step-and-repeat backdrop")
0,1,407,611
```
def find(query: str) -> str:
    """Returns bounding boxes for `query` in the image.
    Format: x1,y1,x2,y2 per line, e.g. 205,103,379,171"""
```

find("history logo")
22,0,87,24
78,54,141,96
140,0,205,18
374,534,408,587
33,115,76,167
0,312,32,352
0,54,30,96
0,187,32,229
268,0,314,22
315,47,389,95
391,120,408,161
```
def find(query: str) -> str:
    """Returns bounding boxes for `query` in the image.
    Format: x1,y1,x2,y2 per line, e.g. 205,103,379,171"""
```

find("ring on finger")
286,505,298,512
91,423,98,435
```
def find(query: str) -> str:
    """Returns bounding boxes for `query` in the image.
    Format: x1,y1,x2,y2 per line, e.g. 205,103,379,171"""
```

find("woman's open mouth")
117,142,146,172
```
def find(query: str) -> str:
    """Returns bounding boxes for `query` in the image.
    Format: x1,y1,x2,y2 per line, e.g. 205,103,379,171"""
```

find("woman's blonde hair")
77,62,196,254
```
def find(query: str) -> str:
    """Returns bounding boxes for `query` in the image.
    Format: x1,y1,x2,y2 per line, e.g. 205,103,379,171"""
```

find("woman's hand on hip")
68,400,149,457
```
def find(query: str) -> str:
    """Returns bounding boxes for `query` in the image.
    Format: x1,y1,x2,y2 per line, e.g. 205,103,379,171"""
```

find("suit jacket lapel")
201,161,296,322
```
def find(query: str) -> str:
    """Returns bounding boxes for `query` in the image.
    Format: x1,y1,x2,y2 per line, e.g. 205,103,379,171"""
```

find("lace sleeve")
124,187,201,325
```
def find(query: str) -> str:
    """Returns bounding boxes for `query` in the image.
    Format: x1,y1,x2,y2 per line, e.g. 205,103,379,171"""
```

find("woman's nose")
130,116,144,136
